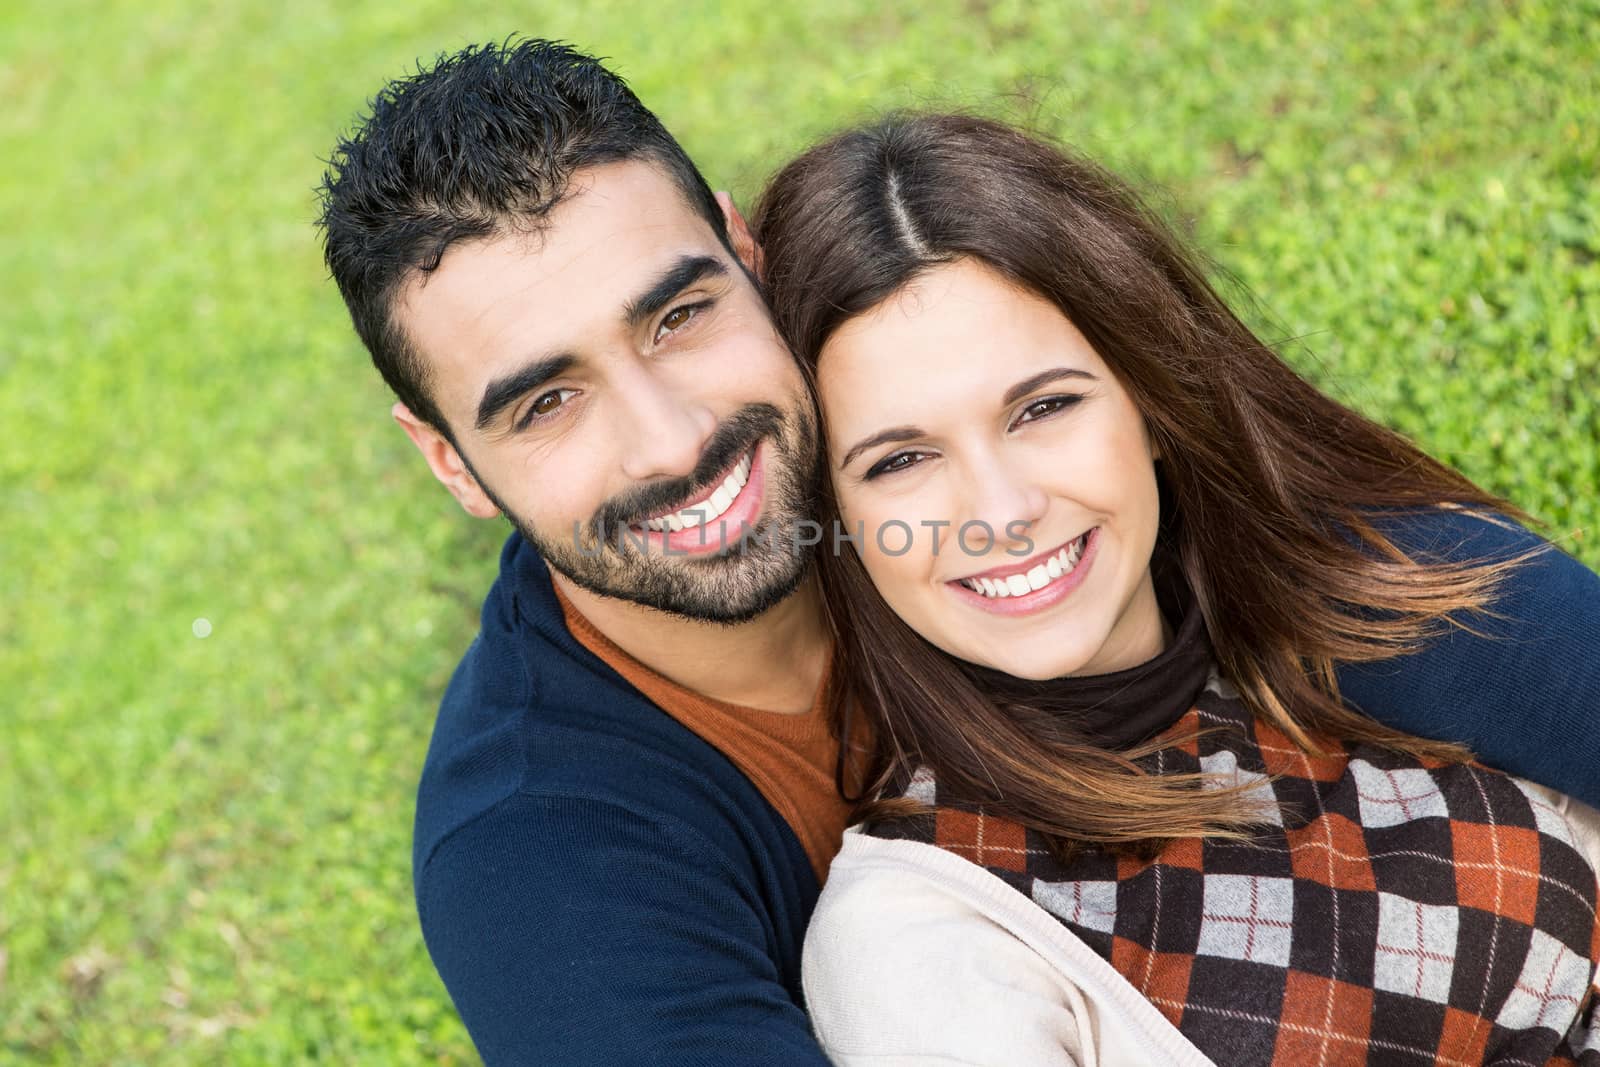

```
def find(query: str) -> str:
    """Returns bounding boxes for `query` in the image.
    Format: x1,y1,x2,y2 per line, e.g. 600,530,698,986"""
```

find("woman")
753,114,1600,1065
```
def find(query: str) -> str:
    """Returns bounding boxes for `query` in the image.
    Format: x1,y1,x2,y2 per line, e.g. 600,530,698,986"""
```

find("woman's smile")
947,527,1099,616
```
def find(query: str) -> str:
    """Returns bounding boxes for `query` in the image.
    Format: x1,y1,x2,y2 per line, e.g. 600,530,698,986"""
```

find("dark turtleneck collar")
961,553,1212,750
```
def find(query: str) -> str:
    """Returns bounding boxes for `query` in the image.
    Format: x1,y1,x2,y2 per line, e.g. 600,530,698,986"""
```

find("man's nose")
615,367,718,483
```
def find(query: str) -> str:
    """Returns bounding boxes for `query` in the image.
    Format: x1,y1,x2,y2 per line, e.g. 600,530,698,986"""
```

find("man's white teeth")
961,534,1088,599
642,453,753,532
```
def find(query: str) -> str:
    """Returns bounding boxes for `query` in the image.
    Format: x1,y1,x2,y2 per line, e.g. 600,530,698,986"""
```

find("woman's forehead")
816,260,1103,419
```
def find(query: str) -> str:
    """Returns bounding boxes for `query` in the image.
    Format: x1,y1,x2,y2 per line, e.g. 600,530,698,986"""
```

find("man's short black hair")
317,38,730,438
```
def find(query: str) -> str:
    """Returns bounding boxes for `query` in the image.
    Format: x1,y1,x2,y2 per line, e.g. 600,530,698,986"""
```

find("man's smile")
637,447,756,531
630,443,767,555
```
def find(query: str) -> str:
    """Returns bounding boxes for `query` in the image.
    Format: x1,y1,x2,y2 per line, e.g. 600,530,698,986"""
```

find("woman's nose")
957,461,1049,552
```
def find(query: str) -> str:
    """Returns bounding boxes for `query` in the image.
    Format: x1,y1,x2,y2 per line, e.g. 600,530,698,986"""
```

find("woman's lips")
947,527,1100,616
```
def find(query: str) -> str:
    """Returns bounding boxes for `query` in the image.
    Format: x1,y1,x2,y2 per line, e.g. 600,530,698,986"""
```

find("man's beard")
488,401,821,624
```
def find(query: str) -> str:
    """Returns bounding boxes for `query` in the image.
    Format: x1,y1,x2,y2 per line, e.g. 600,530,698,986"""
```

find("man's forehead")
396,160,726,405
450,160,719,299
555,158,712,234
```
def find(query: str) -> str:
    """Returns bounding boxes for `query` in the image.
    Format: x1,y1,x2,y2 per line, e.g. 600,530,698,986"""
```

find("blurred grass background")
3,0,1597,1062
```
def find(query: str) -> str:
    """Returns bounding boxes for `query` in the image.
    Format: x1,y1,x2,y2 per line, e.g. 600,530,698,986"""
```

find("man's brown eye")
516,387,578,430
661,307,692,332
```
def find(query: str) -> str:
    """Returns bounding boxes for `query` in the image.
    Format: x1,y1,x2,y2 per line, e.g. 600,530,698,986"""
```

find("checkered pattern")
866,684,1600,1065
1374,892,1459,1004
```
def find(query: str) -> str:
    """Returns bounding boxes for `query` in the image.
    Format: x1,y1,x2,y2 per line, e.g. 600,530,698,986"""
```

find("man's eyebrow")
475,353,576,432
622,255,728,330
840,426,924,470
1003,367,1096,405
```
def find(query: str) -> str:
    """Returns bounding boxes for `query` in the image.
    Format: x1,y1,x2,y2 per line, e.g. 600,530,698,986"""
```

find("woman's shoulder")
804,830,1091,1066
805,830,1218,1067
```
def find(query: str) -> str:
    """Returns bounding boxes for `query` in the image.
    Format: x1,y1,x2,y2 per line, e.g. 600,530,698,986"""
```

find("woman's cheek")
850,497,901,572
849,495,928,599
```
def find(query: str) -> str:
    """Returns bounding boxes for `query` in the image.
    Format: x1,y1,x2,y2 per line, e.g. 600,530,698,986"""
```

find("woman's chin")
987,659,1090,682
954,641,1101,682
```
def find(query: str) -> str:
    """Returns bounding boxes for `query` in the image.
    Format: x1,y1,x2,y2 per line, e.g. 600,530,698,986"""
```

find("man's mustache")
591,403,786,535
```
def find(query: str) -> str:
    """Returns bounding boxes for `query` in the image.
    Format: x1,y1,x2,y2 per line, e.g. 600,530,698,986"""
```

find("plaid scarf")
864,673,1600,1065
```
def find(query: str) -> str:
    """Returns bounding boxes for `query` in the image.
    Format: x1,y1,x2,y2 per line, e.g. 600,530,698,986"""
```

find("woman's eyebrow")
1002,367,1096,405
840,426,923,469
838,369,1098,468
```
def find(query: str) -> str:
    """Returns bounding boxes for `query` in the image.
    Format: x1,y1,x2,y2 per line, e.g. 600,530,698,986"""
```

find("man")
317,40,1600,1065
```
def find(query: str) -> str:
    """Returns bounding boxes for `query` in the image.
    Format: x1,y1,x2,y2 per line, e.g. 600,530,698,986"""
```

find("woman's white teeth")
642,453,753,531
961,534,1088,598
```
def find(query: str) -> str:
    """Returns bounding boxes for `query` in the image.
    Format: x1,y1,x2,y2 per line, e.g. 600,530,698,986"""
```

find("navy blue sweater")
413,511,1599,1065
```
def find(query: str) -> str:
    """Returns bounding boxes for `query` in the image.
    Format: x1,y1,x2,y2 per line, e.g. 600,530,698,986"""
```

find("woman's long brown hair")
752,112,1540,855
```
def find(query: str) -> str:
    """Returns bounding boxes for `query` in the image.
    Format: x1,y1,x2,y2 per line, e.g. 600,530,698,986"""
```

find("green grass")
4,0,1596,1061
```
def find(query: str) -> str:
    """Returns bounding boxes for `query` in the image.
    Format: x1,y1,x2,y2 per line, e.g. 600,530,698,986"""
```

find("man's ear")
392,402,501,519
715,190,765,281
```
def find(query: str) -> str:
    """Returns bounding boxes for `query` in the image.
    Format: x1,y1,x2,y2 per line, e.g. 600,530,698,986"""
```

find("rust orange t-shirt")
554,583,868,886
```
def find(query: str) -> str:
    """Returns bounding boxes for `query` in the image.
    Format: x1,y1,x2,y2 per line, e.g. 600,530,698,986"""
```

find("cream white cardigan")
802,829,1216,1067
802,789,1600,1067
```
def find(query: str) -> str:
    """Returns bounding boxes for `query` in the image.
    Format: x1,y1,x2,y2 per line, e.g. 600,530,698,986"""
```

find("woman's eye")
1015,394,1083,426
866,451,927,479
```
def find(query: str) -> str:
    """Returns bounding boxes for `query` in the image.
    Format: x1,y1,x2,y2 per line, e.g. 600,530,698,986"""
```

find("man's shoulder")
1356,505,1599,625
1336,507,1600,805
412,533,811,890
1368,505,1537,557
